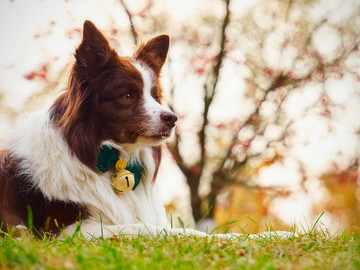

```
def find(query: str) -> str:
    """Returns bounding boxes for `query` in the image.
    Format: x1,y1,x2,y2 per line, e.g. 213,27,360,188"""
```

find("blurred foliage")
317,167,360,233
214,184,286,233
165,0,360,228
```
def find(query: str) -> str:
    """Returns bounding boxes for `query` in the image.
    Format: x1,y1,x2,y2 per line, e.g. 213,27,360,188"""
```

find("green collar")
95,145,143,190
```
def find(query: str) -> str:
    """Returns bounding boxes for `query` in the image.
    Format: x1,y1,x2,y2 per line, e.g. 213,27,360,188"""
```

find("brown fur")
0,150,88,234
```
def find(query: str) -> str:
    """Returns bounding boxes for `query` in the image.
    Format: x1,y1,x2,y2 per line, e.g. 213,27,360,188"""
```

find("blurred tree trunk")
185,168,202,221
166,0,232,223
207,170,226,219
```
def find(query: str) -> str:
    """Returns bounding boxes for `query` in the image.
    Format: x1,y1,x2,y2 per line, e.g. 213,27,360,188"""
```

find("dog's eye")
123,93,133,100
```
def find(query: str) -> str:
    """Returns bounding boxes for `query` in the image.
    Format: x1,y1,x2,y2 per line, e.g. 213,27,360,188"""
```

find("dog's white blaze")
133,62,170,118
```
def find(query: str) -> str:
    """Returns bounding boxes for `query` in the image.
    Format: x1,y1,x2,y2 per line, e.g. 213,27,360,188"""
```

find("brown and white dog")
0,21,296,240
0,20,208,238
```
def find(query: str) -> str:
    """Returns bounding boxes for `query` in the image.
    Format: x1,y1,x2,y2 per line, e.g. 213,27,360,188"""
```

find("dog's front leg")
64,221,213,239
63,221,164,239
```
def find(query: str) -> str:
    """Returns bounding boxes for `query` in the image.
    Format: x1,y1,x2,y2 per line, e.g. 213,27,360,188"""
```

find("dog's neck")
101,140,143,162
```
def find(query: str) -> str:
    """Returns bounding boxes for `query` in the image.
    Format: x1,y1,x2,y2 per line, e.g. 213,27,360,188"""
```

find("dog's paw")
211,233,243,240
162,228,209,237
257,231,298,239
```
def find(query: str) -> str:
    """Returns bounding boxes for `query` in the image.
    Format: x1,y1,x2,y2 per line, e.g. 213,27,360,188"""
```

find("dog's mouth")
143,131,171,141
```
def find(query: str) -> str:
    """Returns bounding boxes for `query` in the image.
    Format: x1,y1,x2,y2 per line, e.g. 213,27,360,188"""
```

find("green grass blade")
195,206,213,230
177,217,185,230
26,205,33,231
247,216,265,231
210,219,242,234
100,213,104,240
310,211,325,234
170,214,173,229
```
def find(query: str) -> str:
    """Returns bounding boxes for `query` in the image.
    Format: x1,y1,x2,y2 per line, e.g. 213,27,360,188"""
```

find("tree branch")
199,0,231,169
119,0,138,44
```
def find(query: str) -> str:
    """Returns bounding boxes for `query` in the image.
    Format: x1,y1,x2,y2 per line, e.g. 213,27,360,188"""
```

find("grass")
0,225,359,270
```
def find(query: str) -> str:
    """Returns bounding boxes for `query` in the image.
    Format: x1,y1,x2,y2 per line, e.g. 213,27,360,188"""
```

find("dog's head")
51,20,176,168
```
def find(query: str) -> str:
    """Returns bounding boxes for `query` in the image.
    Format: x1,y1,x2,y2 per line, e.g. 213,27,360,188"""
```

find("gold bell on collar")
111,160,135,194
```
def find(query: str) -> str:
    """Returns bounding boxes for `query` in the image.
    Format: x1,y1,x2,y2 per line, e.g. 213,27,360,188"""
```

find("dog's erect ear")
75,20,113,76
135,35,170,75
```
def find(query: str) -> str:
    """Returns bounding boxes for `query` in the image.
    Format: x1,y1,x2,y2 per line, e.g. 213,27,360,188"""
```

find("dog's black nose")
160,112,178,128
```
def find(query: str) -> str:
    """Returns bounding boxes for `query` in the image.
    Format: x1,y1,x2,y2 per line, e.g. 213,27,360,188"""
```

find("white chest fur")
8,109,168,227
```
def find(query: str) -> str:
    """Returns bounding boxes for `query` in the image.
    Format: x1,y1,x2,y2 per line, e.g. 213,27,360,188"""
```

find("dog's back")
0,147,89,234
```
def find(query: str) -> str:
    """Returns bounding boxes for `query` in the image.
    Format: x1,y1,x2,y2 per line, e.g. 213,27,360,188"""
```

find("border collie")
0,20,212,238
0,20,297,240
